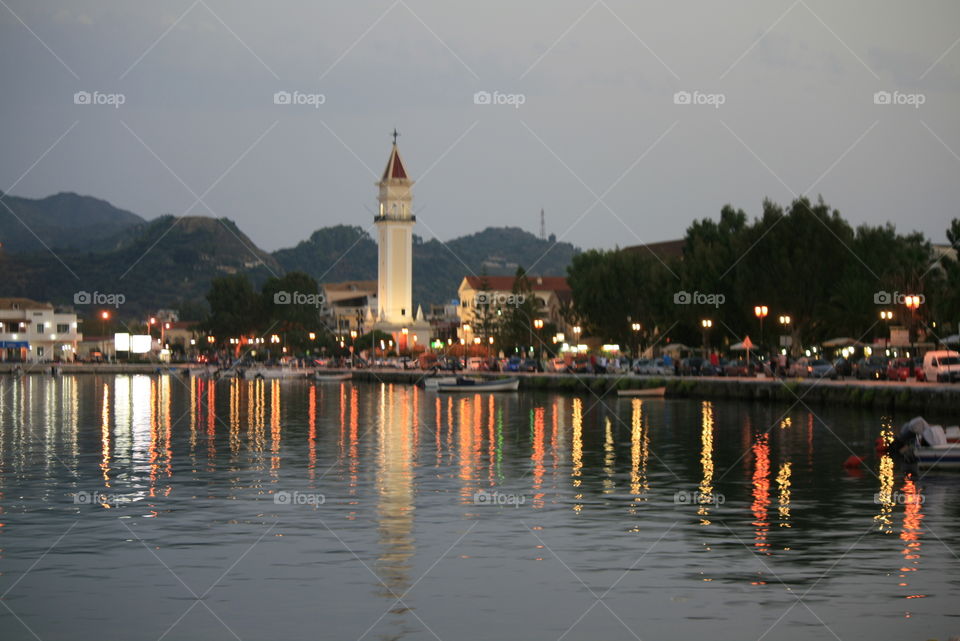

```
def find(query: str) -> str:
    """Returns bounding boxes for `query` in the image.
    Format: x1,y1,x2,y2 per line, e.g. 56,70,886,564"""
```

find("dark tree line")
567,196,960,353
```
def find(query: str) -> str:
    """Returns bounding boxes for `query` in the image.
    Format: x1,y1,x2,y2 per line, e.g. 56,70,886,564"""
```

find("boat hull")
437,377,519,392
314,373,352,382
617,386,666,398
913,445,960,470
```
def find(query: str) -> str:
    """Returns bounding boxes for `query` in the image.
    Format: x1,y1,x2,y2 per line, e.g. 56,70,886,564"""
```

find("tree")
203,274,259,341
259,271,328,352
497,267,538,354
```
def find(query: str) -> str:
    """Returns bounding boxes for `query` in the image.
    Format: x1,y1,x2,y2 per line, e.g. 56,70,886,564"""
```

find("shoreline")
4,364,955,414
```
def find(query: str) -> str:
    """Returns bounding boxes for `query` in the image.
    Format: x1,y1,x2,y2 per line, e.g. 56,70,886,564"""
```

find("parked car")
547,357,568,372
567,357,593,374
504,356,522,372
886,358,914,381
855,356,888,380
466,357,483,371
832,357,853,379
681,357,718,376
723,359,755,377
787,357,811,378
913,357,926,382
520,358,540,372
922,350,960,383
804,359,837,379
636,358,673,376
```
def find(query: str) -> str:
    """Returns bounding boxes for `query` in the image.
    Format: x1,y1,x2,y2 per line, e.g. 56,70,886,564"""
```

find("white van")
922,350,960,383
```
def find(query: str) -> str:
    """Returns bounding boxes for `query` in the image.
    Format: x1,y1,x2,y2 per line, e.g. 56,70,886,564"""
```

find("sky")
1,1,958,252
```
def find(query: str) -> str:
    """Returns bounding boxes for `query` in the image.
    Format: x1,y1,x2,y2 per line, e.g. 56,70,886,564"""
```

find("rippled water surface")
1,374,959,641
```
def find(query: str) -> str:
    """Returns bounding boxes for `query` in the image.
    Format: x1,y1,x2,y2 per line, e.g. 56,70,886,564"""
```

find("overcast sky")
1,1,958,252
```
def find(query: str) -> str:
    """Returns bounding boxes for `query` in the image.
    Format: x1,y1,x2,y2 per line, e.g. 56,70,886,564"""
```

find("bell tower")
375,130,415,324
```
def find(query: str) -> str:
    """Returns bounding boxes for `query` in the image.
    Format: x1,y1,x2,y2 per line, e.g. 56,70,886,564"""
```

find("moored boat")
314,372,352,382
894,417,960,470
617,386,666,398
421,376,458,390
437,377,519,392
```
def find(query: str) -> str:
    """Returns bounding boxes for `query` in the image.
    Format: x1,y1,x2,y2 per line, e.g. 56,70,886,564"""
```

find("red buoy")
843,454,865,468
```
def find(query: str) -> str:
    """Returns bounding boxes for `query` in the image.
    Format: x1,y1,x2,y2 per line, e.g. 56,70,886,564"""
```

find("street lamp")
904,295,921,351
99,311,110,337
754,305,768,348
700,319,712,353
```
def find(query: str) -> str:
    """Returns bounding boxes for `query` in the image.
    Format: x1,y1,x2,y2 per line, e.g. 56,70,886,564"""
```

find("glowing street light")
879,310,893,321
778,315,791,325
754,305,768,348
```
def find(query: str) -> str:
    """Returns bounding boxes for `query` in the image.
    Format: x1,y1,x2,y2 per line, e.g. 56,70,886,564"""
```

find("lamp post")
700,319,712,354
904,295,921,355
572,325,581,352
778,315,791,357
631,322,641,357
532,318,544,359
754,305,768,349
879,310,893,351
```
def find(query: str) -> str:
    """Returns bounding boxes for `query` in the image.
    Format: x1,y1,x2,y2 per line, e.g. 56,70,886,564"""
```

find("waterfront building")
0,298,82,362
456,275,573,342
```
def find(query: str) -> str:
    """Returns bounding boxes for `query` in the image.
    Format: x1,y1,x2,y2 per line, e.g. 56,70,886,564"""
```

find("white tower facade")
372,135,431,347
375,141,414,324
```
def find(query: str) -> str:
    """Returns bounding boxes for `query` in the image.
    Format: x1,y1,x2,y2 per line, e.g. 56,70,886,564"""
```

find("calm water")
0,375,958,641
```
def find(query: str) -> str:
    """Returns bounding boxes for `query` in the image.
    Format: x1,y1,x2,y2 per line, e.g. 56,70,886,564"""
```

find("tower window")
401,308,406,316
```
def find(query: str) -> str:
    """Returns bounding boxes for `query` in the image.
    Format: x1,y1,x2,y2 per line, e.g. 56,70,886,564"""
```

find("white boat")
240,365,309,380
422,376,458,390
897,418,960,470
617,386,666,398
911,444,960,470
437,377,520,392
314,372,352,382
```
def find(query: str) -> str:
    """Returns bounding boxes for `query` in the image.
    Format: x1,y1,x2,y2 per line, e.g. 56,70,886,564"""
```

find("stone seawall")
2,364,957,413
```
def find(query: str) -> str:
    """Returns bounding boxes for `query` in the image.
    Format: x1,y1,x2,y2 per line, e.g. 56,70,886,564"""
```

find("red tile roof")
462,275,570,292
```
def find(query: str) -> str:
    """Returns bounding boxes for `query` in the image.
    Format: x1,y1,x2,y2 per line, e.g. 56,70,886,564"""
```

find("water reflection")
375,385,416,633
698,401,715,525
751,433,771,556
0,375,956,640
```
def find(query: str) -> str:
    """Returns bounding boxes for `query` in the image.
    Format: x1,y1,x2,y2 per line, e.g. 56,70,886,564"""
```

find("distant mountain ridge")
272,225,578,306
0,191,579,316
0,191,144,253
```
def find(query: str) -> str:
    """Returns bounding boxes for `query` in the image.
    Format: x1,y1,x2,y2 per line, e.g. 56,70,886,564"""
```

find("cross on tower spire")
392,128,400,145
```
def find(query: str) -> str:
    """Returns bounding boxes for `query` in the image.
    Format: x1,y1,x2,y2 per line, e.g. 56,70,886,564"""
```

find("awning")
0,341,30,349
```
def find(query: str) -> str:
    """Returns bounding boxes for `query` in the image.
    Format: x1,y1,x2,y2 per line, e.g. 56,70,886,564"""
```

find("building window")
401,308,406,316
35,323,45,333
57,324,69,333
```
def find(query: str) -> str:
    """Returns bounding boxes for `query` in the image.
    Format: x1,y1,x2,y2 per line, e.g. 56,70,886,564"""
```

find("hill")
0,191,145,253
272,225,579,306
0,191,580,317
0,215,279,316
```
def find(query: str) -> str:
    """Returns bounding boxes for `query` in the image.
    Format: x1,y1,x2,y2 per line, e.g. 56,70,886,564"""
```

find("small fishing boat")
241,365,309,380
437,377,519,392
314,372,352,382
894,417,960,470
617,386,667,398
421,376,458,390
910,444,960,470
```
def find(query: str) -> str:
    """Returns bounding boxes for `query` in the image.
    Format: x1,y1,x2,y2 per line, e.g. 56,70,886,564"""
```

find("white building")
0,298,82,362
372,134,431,347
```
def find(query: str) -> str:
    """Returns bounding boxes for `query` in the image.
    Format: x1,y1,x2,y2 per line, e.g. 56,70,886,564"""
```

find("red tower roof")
381,145,408,180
